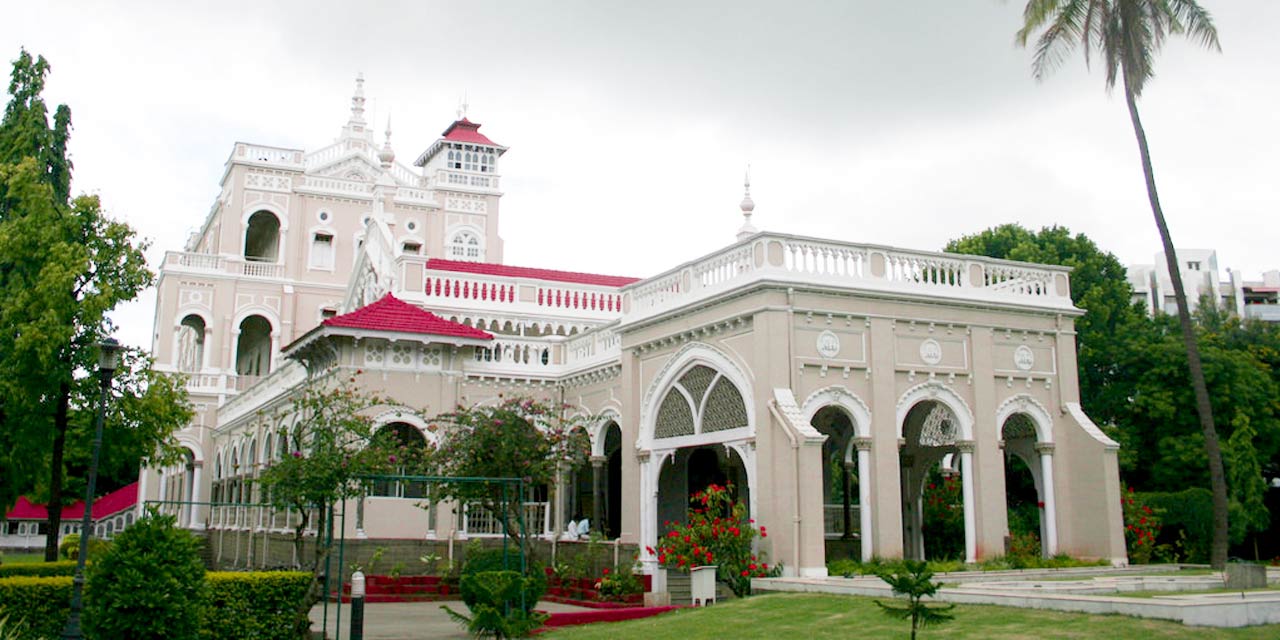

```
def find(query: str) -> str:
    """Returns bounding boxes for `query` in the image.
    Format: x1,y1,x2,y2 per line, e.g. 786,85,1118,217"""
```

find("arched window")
243,211,281,262
176,314,206,373
235,315,273,380
448,230,483,262
369,422,429,498
654,365,749,439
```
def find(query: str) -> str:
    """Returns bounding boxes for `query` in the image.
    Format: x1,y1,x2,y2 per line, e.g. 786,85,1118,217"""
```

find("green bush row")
0,561,78,578
0,571,312,640
1139,488,1213,563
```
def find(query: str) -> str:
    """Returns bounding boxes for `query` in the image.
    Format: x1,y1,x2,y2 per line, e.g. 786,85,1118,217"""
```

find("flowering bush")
647,483,778,597
921,473,964,561
1122,486,1161,564
594,566,642,601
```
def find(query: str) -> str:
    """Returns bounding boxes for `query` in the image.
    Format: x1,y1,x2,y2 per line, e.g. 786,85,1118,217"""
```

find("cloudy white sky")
3,1,1277,349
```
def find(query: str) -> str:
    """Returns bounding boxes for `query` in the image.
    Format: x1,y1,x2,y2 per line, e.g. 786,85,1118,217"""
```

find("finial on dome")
378,115,395,168
456,92,470,121
736,165,758,241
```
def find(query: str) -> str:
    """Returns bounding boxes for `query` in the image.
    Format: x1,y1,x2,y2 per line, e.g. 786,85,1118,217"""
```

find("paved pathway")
309,600,593,639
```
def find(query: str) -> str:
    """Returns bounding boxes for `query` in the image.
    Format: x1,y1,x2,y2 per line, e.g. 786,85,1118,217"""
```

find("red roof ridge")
425,259,642,288
322,294,493,340
441,118,500,147
5,482,138,521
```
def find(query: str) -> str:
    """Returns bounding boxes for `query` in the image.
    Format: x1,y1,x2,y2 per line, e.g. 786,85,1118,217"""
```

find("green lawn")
545,592,1280,639
0,553,43,564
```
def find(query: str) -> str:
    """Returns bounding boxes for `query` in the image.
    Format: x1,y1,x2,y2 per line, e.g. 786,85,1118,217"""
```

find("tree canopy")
0,49,189,560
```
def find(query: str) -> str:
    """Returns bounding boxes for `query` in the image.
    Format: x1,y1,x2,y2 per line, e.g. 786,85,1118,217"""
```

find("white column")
854,438,873,561
190,465,203,529
958,441,976,564
1036,443,1058,556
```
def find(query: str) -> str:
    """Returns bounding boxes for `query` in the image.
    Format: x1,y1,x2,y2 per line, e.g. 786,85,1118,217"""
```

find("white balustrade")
537,285,622,312
304,143,345,170
435,170,499,191
622,233,1072,323
299,175,373,197
395,186,434,203
463,502,550,538
473,339,553,370
824,503,861,538
236,143,303,167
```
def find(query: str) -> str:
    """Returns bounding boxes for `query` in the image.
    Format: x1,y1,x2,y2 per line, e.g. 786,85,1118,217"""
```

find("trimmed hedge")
1140,488,1213,563
203,571,313,640
0,561,78,578
0,571,313,640
0,576,72,639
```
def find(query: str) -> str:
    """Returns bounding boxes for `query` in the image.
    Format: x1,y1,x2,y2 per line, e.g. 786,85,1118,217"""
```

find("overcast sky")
3,1,1277,349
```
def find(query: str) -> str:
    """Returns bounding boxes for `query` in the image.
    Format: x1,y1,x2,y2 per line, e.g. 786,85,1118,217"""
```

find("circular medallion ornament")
1014,345,1035,371
919,339,943,366
816,330,841,359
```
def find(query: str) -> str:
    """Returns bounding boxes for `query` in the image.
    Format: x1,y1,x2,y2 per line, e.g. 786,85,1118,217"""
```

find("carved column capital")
955,440,976,454
852,437,873,451
1034,442,1056,455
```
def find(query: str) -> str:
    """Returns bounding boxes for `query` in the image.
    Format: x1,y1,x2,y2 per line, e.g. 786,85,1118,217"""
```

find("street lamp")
62,337,123,640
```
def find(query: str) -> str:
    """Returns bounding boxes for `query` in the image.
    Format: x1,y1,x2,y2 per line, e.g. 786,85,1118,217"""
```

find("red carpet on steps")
535,605,682,631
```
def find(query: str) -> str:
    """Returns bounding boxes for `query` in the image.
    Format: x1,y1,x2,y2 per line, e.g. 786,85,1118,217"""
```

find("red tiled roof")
323,294,493,340
425,259,642,288
6,482,138,521
441,118,500,146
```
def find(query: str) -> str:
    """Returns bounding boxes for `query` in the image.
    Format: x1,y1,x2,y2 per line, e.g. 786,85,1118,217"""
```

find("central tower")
414,112,508,264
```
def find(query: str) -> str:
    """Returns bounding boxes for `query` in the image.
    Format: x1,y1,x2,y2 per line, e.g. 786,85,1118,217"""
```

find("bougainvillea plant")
647,483,778,597
1122,485,1161,564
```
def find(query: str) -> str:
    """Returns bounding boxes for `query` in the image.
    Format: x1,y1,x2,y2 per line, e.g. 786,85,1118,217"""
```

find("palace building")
139,76,1127,584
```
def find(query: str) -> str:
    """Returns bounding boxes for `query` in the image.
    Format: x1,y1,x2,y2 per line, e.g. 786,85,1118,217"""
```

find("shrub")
0,576,72,639
203,571,313,640
83,513,207,640
0,572,313,640
445,570,547,638
1122,487,1162,564
0,561,77,578
651,483,778,597
1140,488,1212,563
463,545,525,576
874,560,955,640
58,534,112,561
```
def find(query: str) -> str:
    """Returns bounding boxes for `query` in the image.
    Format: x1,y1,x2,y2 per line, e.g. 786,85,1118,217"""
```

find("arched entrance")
899,393,975,563
176,314,206,372
999,403,1058,557
812,407,858,552
639,351,756,587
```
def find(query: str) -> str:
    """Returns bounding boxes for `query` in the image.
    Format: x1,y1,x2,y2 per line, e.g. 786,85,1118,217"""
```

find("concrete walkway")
309,600,593,640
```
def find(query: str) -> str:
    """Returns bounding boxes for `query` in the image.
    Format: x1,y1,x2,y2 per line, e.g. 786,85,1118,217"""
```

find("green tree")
874,560,956,640
944,223,1141,418
0,50,176,562
426,397,591,552
256,370,397,623
1226,414,1270,558
1016,0,1229,568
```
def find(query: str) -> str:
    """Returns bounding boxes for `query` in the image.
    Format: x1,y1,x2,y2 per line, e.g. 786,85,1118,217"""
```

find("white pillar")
190,465,203,529
854,438,873,561
1036,443,1058,556
958,441,976,564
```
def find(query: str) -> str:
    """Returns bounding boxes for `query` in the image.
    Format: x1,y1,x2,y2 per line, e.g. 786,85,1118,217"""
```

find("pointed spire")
340,73,373,143
736,165,757,241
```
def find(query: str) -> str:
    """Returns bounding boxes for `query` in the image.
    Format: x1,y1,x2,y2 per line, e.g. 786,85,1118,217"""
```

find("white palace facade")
139,77,1128,581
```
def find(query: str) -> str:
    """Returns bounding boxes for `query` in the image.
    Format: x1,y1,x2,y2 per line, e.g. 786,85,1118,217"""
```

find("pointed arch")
995,394,1054,444
895,382,974,441
801,385,872,440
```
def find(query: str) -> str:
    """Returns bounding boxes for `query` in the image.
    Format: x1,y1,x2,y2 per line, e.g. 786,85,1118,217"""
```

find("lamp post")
61,338,123,640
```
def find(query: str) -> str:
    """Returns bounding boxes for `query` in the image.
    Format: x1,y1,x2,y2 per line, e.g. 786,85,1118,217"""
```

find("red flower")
658,554,667,563
603,568,610,575
741,570,750,577
645,546,655,555
1037,501,1045,509
748,563,757,570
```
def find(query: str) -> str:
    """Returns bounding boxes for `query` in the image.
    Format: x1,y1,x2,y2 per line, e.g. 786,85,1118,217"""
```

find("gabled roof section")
6,482,138,521
322,294,494,340
442,118,499,146
426,259,642,288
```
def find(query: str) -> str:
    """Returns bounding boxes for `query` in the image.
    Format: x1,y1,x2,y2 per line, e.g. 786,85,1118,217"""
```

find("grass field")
545,592,1280,639
0,553,43,564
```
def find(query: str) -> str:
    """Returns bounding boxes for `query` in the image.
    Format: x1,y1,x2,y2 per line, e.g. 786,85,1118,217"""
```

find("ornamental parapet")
620,232,1078,326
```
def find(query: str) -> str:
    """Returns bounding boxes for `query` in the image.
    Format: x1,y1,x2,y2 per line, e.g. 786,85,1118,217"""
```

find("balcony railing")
462,502,551,538
824,503,860,539
163,251,285,279
434,169,500,191
625,233,1075,322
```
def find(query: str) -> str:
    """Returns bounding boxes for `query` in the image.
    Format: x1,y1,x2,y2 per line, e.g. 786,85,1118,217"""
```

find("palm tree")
1015,1,1227,568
